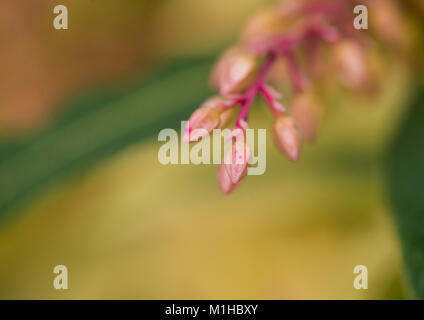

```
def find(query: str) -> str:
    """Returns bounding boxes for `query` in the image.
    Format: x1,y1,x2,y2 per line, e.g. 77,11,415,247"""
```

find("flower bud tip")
272,116,302,162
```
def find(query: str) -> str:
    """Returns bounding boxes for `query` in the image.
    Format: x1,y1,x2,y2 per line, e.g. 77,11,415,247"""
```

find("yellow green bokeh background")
0,0,415,299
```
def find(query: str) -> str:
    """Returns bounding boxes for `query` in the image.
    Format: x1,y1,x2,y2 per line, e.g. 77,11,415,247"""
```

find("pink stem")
259,86,283,117
235,53,277,128
232,3,349,125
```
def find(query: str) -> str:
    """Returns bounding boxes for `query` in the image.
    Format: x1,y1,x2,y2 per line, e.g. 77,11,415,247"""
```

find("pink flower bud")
333,40,367,89
277,0,303,18
242,9,286,54
210,47,242,90
370,0,406,48
217,51,258,96
218,109,235,129
202,95,235,129
223,129,251,184
290,93,323,143
202,96,225,109
272,116,301,162
217,162,233,195
217,162,246,195
183,105,220,143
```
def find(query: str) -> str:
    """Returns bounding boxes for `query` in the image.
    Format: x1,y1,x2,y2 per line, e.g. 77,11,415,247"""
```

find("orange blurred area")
0,0,266,136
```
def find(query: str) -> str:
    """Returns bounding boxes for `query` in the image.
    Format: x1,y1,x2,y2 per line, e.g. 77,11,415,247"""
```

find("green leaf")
387,85,424,299
0,57,214,221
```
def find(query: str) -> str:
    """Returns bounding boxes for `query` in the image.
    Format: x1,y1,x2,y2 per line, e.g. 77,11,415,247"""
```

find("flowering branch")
184,0,403,194
235,53,277,128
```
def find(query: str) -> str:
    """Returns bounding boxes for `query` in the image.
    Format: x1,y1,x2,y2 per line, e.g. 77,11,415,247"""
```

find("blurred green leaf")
387,85,424,299
0,57,213,221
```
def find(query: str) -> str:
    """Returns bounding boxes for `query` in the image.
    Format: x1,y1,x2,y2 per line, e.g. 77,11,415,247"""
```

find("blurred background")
0,0,422,299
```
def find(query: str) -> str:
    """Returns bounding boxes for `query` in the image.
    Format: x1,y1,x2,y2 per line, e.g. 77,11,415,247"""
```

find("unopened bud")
277,0,303,18
210,47,242,90
272,116,301,162
202,95,235,129
370,0,406,49
290,93,323,142
242,9,287,54
223,129,251,184
333,40,367,89
218,109,235,129
217,162,246,195
202,96,225,109
218,52,258,96
184,105,221,143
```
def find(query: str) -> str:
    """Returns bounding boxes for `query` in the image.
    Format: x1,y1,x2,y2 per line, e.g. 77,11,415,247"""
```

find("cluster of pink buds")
184,0,405,195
